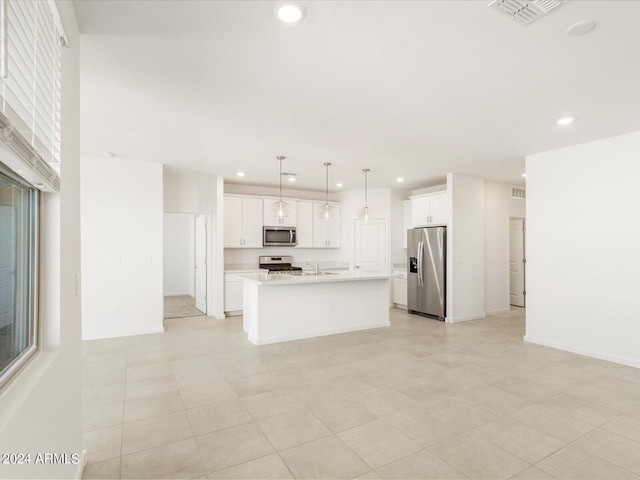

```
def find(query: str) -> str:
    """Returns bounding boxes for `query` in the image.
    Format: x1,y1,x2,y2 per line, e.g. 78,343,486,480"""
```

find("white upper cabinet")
262,197,297,227
312,202,341,248
224,195,263,248
410,191,449,227
296,201,313,248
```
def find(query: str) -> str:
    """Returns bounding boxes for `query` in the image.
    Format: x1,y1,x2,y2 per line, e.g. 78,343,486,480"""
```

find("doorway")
354,218,387,272
163,212,207,318
509,218,526,307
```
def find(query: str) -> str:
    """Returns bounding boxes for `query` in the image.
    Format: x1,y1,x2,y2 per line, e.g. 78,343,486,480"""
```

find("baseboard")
446,313,486,324
249,321,391,345
485,307,510,315
82,326,165,341
524,335,640,368
224,310,242,317
75,449,87,480
164,292,192,297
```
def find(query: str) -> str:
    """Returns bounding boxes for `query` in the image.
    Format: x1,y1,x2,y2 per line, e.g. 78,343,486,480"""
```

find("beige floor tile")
241,390,304,420
280,435,370,479
120,438,206,479
257,409,332,451
121,411,193,455
351,386,420,417
383,405,464,447
187,400,253,436
83,401,123,433
82,367,127,388
566,383,640,413
602,411,640,443
207,453,293,479
307,396,378,433
471,416,564,464
459,384,531,415
510,466,555,479
537,392,619,426
536,445,637,479
83,382,126,407
126,362,173,382
376,449,467,479
338,420,422,469
82,457,121,480
179,381,238,410
124,375,179,400
509,403,600,443
428,394,502,430
195,423,275,473
84,425,122,464
123,390,185,423
430,432,529,479
571,428,640,475
490,376,561,402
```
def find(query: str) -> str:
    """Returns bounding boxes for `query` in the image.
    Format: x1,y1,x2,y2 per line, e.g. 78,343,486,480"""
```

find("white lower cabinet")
392,269,407,308
224,271,264,315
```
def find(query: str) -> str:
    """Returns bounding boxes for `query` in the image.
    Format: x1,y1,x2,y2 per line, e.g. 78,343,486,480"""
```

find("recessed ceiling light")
522,173,527,178
236,171,245,177
288,176,296,182
276,4,304,23
396,177,405,183
336,182,343,188
567,20,596,37
556,117,575,126
104,152,116,158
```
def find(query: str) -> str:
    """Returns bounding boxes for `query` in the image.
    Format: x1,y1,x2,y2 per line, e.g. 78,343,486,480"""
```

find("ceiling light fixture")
318,162,336,220
288,176,296,182
567,20,596,37
104,152,116,158
522,173,527,178
336,182,343,188
236,171,245,177
396,177,405,183
276,4,304,23
358,168,374,223
556,116,575,126
272,155,290,222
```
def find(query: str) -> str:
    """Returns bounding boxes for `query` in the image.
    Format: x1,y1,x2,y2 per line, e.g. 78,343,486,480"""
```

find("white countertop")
224,264,269,273
236,270,390,286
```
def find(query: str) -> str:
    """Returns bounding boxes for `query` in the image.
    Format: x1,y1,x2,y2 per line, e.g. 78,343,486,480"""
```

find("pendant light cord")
277,155,285,202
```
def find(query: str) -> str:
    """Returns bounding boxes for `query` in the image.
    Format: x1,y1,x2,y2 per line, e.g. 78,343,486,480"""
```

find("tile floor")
164,295,205,319
81,307,640,479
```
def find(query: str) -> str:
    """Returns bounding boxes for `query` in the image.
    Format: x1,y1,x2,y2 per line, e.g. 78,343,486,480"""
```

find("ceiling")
75,1,640,192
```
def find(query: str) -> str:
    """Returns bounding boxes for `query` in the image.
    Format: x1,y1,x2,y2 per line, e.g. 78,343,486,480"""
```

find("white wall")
484,181,526,314
163,213,194,296
81,156,164,340
525,130,640,368
0,2,84,478
447,173,485,322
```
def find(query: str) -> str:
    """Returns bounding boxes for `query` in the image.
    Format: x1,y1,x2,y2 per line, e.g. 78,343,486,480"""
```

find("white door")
195,215,207,313
354,218,387,272
509,218,525,307
0,206,15,329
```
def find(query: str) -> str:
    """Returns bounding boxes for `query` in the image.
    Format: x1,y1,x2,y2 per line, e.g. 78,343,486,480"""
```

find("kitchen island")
237,271,391,345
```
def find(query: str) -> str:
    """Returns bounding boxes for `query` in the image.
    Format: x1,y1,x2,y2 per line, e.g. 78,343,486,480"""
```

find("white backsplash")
224,247,345,267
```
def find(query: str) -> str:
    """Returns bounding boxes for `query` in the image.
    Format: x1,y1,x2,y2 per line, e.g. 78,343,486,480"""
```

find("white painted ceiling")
76,0,640,191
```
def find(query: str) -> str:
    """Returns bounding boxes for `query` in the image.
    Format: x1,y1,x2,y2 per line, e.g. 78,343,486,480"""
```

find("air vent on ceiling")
512,187,526,199
489,0,569,26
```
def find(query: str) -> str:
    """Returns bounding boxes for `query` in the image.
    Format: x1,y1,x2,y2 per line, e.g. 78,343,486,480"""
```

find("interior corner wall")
447,173,485,323
0,2,83,478
484,181,526,314
81,155,164,340
525,130,640,367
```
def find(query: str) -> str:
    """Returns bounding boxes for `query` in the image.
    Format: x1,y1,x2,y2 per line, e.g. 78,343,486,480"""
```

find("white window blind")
0,0,64,192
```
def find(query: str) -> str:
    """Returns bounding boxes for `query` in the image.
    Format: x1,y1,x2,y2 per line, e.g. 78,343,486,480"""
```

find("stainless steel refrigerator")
407,226,446,321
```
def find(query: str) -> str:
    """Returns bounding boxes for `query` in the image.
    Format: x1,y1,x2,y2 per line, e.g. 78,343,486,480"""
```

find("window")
0,161,37,389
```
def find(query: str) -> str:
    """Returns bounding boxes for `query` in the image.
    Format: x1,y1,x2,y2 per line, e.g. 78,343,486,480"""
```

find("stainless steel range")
258,256,303,274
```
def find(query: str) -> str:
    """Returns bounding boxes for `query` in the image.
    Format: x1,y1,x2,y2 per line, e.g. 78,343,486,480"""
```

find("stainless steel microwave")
263,226,297,246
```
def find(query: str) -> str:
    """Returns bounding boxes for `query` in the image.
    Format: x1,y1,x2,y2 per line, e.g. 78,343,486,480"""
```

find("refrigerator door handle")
417,241,424,287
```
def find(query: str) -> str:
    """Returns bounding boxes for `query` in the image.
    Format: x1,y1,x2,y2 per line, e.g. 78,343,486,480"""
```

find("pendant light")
271,155,290,222
358,168,374,223
318,162,335,220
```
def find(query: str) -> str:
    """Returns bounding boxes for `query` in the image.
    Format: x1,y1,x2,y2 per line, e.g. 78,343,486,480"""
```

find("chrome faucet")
305,261,320,275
